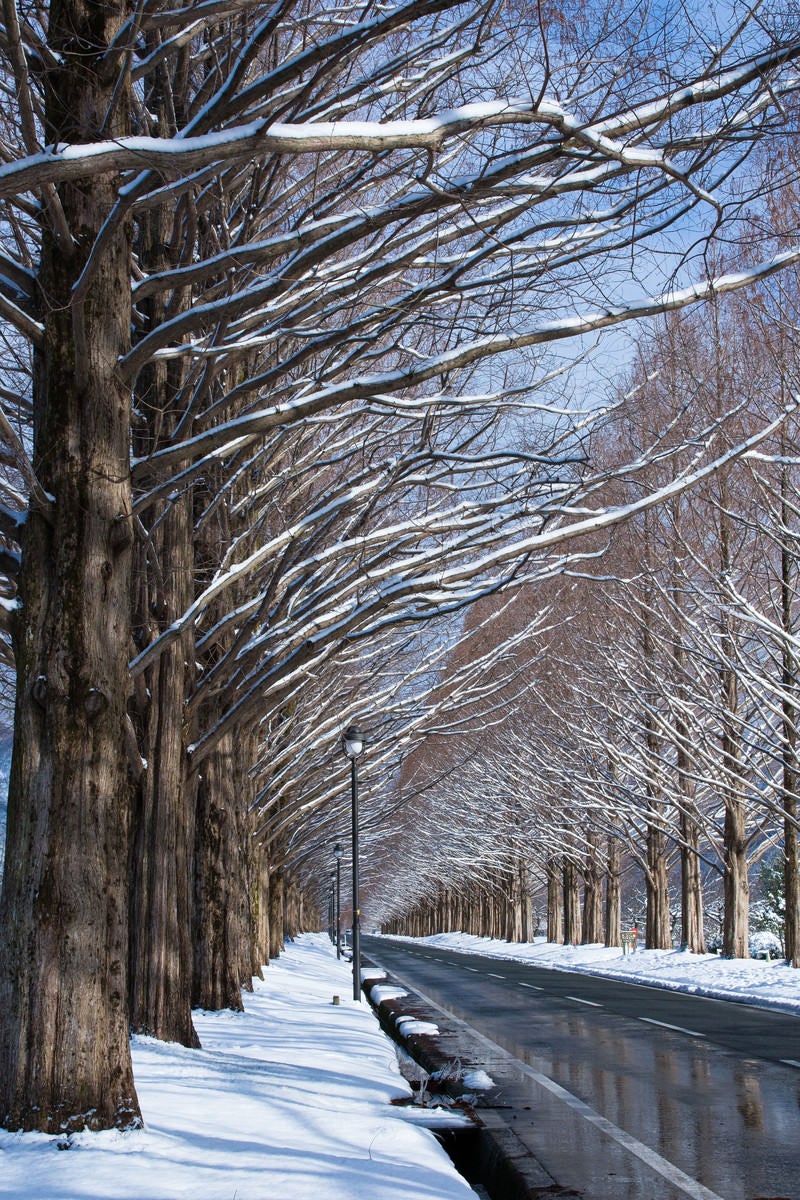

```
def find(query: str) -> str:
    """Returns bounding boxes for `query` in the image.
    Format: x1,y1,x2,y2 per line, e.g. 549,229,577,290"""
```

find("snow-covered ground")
0,934,475,1200
2,929,799,1200
381,930,800,1013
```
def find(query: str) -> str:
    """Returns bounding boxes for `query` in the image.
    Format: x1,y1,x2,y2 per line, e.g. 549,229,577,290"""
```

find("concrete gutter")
362,965,581,1199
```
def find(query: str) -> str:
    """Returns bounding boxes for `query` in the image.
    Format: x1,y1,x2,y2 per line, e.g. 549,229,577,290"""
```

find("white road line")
519,982,543,990
566,995,603,1008
432,957,443,962
487,972,506,979
516,1063,724,1200
780,1058,800,1068
640,1017,705,1038
372,957,725,1200
464,967,480,972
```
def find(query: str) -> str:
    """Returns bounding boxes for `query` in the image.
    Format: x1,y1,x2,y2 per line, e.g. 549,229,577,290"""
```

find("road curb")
362,967,581,1199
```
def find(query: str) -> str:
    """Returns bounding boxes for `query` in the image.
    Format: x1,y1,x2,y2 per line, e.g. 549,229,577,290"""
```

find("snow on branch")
0,100,556,199
130,249,800,479
1,30,799,202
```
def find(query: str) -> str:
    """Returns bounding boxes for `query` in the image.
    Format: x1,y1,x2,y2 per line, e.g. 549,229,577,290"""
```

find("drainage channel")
362,962,581,1200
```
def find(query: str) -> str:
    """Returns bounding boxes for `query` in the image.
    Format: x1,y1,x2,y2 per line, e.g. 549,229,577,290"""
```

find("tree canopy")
0,0,799,1133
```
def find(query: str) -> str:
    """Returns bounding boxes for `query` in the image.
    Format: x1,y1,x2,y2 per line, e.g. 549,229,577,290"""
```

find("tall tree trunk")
670,547,706,952
641,516,672,950
645,821,672,949
784,751,799,967
251,840,271,975
677,756,705,953
722,786,750,957
268,868,285,959
505,860,524,942
604,837,621,947
192,731,256,1010
780,456,800,966
679,806,705,953
128,494,197,1045
644,727,673,951
719,514,750,959
643,711,673,951
126,38,206,1042
0,0,139,1131
546,856,563,943
562,857,582,945
582,835,604,944
518,861,531,942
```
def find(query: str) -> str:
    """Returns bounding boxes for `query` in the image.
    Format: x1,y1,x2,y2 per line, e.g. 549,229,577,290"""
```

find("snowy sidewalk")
0,935,476,1200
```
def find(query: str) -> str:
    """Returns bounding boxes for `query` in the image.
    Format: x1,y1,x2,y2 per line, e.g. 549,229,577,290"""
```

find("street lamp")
342,724,366,1001
333,842,343,959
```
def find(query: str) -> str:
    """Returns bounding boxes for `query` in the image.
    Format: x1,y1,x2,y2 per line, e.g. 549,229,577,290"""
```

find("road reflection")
364,940,800,1200
495,1001,800,1199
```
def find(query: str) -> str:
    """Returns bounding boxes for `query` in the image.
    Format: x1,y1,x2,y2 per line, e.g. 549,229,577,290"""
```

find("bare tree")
1,0,800,1134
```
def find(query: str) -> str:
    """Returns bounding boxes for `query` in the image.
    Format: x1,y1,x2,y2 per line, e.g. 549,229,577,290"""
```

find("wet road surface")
363,936,800,1200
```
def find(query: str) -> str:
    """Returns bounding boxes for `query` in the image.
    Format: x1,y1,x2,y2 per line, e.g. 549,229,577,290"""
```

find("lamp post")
342,724,365,1001
333,842,343,959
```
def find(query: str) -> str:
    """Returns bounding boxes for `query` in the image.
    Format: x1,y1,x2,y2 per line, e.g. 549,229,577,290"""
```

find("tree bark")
192,731,256,1010
126,35,201,1043
604,837,622,947
0,0,139,1131
518,861,531,942
679,807,706,953
640,517,672,951
720,602,749,956
780,457,800,966
251,840,271,976
562,857,582,945
546,856,563,943
128,491,197,1045
505,861,524,942
582,834,604,944
784,754,800,967
722,786,750,958
645,821,672,949
670,550,706,952
268,868,285,959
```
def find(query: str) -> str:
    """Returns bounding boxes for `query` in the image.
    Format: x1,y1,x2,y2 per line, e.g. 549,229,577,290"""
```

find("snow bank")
0,934,474,1200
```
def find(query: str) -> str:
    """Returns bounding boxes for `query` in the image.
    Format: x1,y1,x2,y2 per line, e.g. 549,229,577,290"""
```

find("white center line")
780,1058,800,1068
519,982,543,990
640,1017,705,1038
464,967,480,972
566,995,603,1008
487,972,506,979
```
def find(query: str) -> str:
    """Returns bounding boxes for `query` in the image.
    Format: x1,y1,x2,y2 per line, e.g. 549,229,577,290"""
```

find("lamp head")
333,842,343,860
342,724,366,759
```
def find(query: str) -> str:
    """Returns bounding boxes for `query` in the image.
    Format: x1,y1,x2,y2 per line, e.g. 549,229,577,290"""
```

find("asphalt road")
363,935,800,1200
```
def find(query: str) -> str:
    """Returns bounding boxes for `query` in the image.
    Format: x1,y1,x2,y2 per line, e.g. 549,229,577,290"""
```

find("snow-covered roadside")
381,931,800,1013
0,934,476,1200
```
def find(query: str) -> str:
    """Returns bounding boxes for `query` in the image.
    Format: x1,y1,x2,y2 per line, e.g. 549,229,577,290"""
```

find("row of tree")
0,0,799,1136
376,281,800,965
